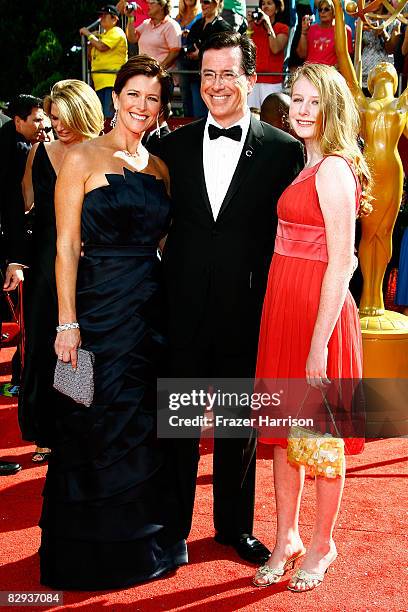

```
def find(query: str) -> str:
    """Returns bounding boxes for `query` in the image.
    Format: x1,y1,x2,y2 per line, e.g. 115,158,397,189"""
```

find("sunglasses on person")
42,126,53,133
201,0,216,5
318,6,332,12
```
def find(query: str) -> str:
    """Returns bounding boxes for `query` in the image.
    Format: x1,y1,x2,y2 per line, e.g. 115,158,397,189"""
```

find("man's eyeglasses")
201,70,244,84
318,6,331,12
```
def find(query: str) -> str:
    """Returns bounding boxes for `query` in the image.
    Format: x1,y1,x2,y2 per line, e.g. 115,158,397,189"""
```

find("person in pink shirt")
296,0,352,67
125,0,182,68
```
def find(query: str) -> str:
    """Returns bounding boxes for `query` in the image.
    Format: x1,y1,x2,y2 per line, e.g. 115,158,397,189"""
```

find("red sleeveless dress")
255,156,364,454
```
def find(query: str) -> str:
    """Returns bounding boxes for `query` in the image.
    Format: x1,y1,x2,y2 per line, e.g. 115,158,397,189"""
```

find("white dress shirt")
203,109,251,221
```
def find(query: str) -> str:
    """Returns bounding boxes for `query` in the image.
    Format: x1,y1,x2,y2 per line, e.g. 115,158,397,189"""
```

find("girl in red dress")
253,63,372,591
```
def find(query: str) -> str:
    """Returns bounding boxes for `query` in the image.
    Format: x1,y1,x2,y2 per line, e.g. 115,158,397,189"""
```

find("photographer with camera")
124,0,182,69
80,5,128,118
247,0,288,109
116,1,150,29
296,0,352,66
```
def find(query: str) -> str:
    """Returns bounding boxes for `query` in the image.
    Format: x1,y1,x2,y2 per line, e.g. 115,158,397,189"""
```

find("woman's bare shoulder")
317,155,354,178
316,156,357,206
63,137,112,169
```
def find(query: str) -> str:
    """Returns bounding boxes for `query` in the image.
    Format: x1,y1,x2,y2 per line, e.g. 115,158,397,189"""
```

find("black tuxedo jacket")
154,116,304,352
0,120,29,265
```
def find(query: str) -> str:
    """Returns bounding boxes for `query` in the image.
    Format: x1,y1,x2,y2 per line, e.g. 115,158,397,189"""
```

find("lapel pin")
245,149,253,157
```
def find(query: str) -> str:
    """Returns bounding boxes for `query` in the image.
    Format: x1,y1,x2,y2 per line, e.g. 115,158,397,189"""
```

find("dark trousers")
96,87,114,119
164,318,258,541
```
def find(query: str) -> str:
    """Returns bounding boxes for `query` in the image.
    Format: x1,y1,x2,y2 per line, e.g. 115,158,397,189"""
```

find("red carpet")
0,346,407,611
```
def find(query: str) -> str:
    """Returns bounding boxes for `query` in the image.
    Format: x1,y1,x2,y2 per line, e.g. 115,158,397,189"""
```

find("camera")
126,1,138,11
252,9,262,20
183,42,196,55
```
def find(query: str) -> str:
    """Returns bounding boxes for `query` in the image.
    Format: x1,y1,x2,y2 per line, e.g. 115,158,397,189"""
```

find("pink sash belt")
274,219,328,262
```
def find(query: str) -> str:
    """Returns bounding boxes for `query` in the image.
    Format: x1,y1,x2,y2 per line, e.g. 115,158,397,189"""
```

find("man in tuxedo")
155,32,304,563
0,94,45,284
0,94,45,475
143,102,172,151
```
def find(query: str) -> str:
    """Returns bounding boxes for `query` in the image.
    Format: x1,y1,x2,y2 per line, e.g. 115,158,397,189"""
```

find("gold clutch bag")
287,390,345,479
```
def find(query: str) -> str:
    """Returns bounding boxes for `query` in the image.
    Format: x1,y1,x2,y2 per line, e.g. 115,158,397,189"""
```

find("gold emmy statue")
332,0,408,440
333,0,408,380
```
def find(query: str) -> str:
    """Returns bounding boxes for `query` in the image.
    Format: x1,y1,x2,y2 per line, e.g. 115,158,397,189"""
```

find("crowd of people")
68,1,408,123
0,0,407,598
0,25,380,592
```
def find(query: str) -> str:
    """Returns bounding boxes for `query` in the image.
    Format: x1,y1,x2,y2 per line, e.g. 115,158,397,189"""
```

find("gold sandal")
287,568,327,592
31,448,51,463
253,550,305,588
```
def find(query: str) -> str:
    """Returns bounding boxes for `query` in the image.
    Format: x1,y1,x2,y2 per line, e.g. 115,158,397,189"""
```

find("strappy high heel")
31,448,51,463
287,568,327,592
253,550,306,588
287,554,337,592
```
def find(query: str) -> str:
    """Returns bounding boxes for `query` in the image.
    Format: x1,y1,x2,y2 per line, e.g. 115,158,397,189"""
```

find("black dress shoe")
0,460,22,476
214,532,271,564
165,539,189,568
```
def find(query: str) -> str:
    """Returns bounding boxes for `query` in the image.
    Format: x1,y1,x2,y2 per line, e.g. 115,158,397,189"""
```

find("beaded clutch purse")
287,427,344,478
287,390,345,479
53,348,95,407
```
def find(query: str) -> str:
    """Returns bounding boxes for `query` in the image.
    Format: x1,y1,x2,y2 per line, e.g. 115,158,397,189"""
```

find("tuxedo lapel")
189,120,213,218
217,116,264,219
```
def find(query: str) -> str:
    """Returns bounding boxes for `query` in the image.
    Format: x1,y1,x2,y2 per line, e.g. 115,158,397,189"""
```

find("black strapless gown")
19,142,59,447
39,168,186,590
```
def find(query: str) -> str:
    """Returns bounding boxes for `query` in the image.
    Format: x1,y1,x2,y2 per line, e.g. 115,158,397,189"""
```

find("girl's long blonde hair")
291,64,372,216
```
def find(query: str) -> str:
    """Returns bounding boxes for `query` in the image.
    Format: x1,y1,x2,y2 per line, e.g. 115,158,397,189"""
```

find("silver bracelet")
56,322,80,332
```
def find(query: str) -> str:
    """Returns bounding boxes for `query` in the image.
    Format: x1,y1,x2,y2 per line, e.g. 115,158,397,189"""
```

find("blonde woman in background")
18,80,103,464
176,0,202,31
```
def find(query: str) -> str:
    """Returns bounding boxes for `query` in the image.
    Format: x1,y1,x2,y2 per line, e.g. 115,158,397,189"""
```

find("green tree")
27,29,63,97
0,0,102,101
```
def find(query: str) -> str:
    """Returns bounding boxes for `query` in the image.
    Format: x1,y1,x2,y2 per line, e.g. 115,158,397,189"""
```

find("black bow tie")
208,124,242,142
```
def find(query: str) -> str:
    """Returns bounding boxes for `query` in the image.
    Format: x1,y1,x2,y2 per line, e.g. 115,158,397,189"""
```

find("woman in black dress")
18,80,104,462
41,55,187,590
